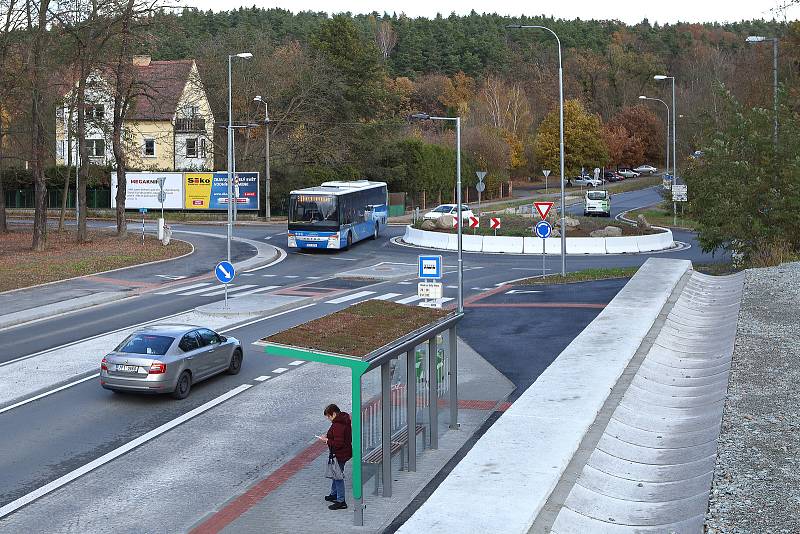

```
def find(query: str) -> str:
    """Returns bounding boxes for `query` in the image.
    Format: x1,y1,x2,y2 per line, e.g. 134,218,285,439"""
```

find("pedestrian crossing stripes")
231,286,280,298
177,283,225,296
203,284,258,297
154,282,212,295
325,291,376,304
396,295,424,304
371,293,402,301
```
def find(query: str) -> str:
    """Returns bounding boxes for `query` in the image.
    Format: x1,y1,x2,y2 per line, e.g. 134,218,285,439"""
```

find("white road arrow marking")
506,290,542,294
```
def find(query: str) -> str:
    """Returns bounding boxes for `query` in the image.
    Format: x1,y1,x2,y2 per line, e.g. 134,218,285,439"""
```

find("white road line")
446,285,458,289
229,303,316,334
240,273,255,277
272,368,288,374
288,360,305,366
306,276,322,279
330,257,357,261
242,246,288,273
285,275,299,278
0,308,194,369
325,291,376,304
396,295,424,304
254,375,271,382
398,281,413,285
0,384,252,520
230,286,279,298
261,274,277,277
179,284,231,296
0,374,99,415
154,282,212,295
202,284,258,297
372,293,402,301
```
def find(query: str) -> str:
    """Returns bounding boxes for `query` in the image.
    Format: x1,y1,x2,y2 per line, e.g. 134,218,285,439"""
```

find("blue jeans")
329,459,347,502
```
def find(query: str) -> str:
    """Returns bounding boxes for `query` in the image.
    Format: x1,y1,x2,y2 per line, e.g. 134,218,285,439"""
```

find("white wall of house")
173,62,214,170
56,74,114,166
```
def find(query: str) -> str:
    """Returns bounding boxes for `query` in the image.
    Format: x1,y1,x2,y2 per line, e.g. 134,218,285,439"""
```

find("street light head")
639,95,648,99
746,35,766,43
506,24,522,29
653,75,668,80
253,95,263,102
236,52,253,59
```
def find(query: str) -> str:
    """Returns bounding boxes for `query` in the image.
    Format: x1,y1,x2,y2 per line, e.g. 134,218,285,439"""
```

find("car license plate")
116,364,138,373
306,243,317,247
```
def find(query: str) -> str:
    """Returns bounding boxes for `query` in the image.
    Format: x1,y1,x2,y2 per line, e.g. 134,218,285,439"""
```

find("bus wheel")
345,232,353,250
372,223,379,240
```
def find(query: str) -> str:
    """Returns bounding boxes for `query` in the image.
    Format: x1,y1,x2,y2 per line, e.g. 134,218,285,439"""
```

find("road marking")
285,275,299,278
154,282,212,295
0,373,99,415
398,281,413,285
372,292,402,301
230,286,279,298
419,297,453,306
272,368,288,374
261,274,277,277
155,274,186,280
222,303,316,333
306,276,322,279
446,285,458,289
325,291,376,304
240,273,255,277
0,384,252,520
180,284,231,296
396,295,423,304
330,257,357,261
288,361,304,366
506,289,542,294
254,375,271,382
202,284,258,297
243,245,288,273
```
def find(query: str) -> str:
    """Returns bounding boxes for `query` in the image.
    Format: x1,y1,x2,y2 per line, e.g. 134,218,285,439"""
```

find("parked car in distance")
423,204,475,221
584,189,611,217
633,164,657,175
617,168,641,178
572,177,603,187
603,171,623,182
100,325,243,399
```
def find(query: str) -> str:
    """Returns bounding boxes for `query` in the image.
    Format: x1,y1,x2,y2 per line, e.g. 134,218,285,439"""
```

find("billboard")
207,172,259,210
184,172,214,209
111,172,184,209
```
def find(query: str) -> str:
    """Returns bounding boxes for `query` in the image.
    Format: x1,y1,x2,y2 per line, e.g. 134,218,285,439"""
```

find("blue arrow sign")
215,261,235,284
534,220,552,239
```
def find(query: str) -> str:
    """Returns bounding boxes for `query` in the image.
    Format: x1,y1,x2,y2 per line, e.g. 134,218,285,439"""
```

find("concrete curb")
194,295,311,319
0,292,133,331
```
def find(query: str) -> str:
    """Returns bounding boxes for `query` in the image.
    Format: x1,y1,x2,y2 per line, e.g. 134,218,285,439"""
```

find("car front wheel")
171,371,192,400
226,349,243,375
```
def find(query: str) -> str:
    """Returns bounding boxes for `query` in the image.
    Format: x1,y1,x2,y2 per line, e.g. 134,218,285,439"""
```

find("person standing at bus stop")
318,403,352,510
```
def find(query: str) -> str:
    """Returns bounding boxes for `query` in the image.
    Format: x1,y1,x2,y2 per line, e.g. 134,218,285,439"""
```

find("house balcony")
175,117,206,133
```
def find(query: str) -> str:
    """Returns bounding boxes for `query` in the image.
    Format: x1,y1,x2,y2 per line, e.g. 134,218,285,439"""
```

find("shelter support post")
406,349,417,472
449,327,459,429
381,362,392,497
428,337,438,450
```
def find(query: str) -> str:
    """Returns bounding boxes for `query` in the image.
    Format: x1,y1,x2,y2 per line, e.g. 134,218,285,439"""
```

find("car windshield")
433,205,454,213
289,194,339,227
587,191,607,200
115,334,174,355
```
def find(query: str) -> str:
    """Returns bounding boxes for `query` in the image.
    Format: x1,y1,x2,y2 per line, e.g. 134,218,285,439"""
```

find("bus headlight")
288,234,297,247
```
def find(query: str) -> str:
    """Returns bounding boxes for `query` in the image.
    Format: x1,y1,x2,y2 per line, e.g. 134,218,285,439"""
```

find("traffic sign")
451,216,459,228
418,255,443,279
476,182,486,193
542,169,551,178
672,184,688,202
157,176,167,190
417,281,443,299
534,201,554,220
467,216,480,228
158,191,167,204
535,220,552,239
215,261,235,284
476,171,487,182
490,218,501,230
139,208,147,214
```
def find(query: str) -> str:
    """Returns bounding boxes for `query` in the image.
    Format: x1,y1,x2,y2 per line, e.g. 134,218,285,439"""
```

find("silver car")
100,325,243,399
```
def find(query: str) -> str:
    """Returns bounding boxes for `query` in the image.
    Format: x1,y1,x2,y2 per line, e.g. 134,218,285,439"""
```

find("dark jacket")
326,411,353,462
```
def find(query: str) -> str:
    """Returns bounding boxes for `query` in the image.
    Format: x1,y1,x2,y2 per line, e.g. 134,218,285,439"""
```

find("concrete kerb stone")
396,258,691,534
0,291,133,331
194,294,311,319
172,230,280,273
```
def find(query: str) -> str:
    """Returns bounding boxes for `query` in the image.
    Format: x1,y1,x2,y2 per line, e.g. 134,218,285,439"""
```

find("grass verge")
515,266,640,285
0,227,192,292
627,207,698,230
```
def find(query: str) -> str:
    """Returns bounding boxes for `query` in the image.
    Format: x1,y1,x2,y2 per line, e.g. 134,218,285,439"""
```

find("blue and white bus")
287,181,388,250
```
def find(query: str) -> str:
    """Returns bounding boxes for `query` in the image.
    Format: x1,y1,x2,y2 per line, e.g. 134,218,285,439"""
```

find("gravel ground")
706,261,800,534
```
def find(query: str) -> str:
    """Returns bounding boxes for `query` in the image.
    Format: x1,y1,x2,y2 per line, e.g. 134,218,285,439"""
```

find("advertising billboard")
111,172,184,209
207,172,259,210
184,172,214,209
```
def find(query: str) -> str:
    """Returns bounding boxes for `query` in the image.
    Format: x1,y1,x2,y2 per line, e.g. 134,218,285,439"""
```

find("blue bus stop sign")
418,255,443,279
534,220,552,239
215,261,235,284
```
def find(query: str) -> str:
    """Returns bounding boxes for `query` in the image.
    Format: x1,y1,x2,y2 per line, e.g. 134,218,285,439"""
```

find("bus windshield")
289,194,339,228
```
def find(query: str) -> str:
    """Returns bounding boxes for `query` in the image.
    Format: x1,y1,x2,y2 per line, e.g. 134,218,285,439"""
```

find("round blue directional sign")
534,220,552,239
215,261,235,284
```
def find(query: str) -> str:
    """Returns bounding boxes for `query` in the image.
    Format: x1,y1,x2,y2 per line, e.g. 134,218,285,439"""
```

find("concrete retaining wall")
403,226,674,255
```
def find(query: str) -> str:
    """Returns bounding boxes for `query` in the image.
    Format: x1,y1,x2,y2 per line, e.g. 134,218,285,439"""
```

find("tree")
602,124,645,168
533,99,608,176
608,104,663,165
373,19,397,61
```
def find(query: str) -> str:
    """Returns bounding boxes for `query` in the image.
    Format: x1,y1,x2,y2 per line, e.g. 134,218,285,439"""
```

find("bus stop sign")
418,255,443,279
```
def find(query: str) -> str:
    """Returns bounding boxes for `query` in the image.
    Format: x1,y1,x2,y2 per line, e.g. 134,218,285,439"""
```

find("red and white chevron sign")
468,216,480,228
490,218,501,230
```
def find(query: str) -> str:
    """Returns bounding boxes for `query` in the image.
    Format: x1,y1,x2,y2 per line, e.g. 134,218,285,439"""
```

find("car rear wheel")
171,371,192,400
226,349,243,375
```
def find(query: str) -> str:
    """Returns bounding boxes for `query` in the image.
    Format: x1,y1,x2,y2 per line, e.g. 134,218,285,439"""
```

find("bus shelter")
260,301,463,526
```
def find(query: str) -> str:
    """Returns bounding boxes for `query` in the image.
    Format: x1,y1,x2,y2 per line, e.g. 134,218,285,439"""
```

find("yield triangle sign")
534,201,554,220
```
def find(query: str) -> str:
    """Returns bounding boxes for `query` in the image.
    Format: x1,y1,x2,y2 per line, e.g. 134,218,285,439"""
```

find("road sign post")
671,184,688,226
490,217,501,236
542,169,551,193
157,176,166,240
139,208,147,245
215,260,236,308
535,220,553,278
476,171,487,216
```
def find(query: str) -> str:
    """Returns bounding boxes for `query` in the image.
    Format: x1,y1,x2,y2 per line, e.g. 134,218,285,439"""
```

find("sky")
187,0,798,25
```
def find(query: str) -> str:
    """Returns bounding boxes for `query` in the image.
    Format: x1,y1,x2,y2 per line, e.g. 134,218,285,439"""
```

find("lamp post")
638,96,670,181
746,36,779,157
654,74,677,225
410,113,462,314
508,24,565,276
227,52,252,263
253,95,271,221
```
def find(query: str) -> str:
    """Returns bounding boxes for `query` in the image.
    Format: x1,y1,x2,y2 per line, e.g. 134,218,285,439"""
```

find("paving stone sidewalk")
706,261,800,533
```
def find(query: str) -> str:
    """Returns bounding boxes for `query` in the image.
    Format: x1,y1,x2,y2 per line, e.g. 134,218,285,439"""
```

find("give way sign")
534,201,554,220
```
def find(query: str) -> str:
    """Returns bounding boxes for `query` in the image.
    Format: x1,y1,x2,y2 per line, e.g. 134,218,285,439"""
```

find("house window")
143,138,155,157
85,139,105,158
186,138,197,158
200,138,207,158
88,104,104,121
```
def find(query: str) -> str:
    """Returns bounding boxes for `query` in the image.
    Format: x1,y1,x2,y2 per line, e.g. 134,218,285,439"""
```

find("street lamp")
654,74,677,226
746,35,779,157
253,95,271,221
507,24,565,276
639,96,670,180
226,52,252,263
410,112,463,314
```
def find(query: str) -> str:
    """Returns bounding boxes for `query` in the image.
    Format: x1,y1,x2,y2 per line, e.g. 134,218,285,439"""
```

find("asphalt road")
0,184,722,524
